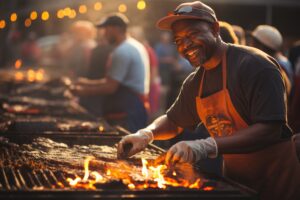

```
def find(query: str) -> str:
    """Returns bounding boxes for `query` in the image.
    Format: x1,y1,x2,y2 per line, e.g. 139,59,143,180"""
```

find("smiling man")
117,1,300,199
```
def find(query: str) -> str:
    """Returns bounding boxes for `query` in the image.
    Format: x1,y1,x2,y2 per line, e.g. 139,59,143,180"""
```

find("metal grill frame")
0,133,258,200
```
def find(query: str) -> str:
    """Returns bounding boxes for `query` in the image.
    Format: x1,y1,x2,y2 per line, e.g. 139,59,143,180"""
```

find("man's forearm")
215,122,282,154
74,78,119,96
144,115,182,140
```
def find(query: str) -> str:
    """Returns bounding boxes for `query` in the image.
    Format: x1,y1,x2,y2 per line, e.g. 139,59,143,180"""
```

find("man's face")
172,20,218,67
103,26,117,45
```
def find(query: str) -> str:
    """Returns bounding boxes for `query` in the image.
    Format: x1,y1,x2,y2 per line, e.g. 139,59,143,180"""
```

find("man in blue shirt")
71,13,150,132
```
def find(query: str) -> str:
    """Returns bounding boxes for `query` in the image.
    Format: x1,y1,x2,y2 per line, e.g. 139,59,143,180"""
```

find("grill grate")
0,166,91,191
0,136,258,199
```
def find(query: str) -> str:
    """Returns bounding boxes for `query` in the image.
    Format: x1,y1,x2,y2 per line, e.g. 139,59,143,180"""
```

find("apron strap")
198,69,205,97
222,54,227,90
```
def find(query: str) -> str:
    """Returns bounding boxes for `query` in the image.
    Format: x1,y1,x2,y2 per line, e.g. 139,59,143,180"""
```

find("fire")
15,59,22,69
66,156,105,190
83,156,93,181
67,157,206,190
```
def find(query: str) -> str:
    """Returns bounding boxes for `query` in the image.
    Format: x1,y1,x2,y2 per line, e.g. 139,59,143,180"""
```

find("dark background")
1,0,300,67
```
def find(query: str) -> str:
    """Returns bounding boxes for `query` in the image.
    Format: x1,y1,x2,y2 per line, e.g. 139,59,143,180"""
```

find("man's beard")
108,37,117,45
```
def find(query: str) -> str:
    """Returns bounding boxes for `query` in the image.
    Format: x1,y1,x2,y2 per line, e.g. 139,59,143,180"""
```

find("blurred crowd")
2,15,300,134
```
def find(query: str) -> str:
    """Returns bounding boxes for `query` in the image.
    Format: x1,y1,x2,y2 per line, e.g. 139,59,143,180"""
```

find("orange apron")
195,54,300,200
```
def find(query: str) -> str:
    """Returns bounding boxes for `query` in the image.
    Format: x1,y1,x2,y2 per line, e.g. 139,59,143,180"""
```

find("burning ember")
67,156,202,190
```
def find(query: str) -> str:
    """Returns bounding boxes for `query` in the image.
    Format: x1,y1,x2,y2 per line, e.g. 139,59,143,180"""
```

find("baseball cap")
251,25,283,51
156,1,217,31
96,13,129,28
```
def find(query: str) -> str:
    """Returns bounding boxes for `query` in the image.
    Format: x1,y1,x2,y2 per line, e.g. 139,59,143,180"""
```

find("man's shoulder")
228,44,280,74
181,69,202,90
115,38,145,55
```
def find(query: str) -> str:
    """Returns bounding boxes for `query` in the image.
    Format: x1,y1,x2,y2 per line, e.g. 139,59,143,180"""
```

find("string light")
79,5,87,14
137,0,146,10
118,4,127,13
0,20,5,29
94,2,102,11
57,9,64,19
30,11,38,20
69,9,77,19
24,18,32,27
10,13,17,22
64,7,72,16
41,11,50,21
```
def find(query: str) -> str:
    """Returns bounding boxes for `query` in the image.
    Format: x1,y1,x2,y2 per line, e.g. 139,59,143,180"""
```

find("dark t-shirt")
167,44,292,137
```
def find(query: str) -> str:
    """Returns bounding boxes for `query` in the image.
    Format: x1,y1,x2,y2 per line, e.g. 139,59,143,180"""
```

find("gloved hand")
117,129,154,159
165,137,218,165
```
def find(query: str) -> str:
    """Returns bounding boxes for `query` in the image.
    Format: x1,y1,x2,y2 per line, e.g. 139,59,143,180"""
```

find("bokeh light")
69,9,77,19
0,20,5,29
10,13,17,22
57,9,64,19
79,5,87,14
30,11,38,20
118,4,127,13
94,2,102,11
137,0,146,10
64,7,72,16
24,18,32,27
41,11,50,21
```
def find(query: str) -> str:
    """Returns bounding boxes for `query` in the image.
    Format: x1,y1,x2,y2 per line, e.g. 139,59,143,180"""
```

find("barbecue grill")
0,77,257,199
0,133,258,200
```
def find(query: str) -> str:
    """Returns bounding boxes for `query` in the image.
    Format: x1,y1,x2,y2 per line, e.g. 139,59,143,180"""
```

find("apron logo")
205,114,233,137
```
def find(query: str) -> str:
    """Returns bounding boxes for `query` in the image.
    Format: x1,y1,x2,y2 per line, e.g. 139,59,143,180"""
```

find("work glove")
117,129,154,159
165,137,218,166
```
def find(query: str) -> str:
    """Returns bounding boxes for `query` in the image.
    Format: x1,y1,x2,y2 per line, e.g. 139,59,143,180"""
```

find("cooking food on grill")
12,77,74,100
0,136,209,190
1,116,116,134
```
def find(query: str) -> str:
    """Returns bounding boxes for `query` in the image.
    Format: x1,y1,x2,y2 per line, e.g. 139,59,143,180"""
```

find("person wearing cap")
232,25,246,45
219,21,239,44
249,25,293,95
70,13,150,132
117,1,300,199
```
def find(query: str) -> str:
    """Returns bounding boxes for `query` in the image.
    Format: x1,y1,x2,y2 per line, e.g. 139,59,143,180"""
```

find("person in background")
232,25,246,45
66,20,97,78
288,41,300,132
289,40,300,73
154,32,179,112
78,26,113,115
249,25,293,95
117,1,300,199
165,55,194,109
219,21,239,44
50,32,73,73
70,13,150,132
5,24,22,66
154,32,178,87
129,26,161,118
86,27,113,80
20,31,41,66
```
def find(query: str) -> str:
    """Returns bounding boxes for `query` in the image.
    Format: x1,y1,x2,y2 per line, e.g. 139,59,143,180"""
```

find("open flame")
67,157,204,190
